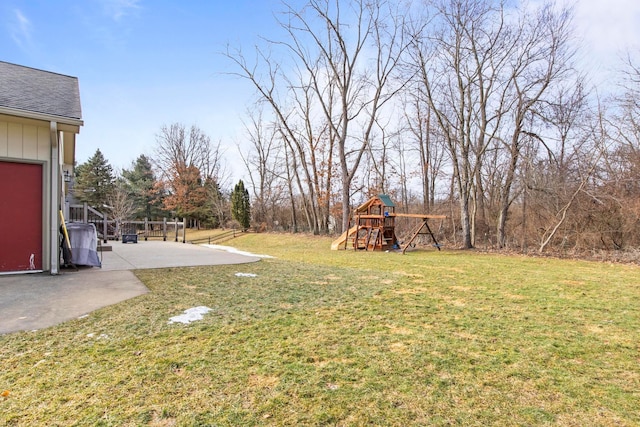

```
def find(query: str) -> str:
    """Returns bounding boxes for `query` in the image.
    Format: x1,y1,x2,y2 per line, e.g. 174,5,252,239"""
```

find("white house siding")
0,116,51,161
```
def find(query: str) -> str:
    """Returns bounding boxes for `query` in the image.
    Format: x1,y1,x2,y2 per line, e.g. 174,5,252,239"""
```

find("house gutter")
0,106,83,127
50,121,60,275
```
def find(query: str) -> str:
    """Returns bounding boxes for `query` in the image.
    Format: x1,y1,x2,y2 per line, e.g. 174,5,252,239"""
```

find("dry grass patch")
392,287,429,295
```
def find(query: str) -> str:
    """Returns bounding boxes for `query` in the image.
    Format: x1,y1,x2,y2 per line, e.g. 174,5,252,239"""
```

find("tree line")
72,123,251,231
229,0,640,254
75,0,640,254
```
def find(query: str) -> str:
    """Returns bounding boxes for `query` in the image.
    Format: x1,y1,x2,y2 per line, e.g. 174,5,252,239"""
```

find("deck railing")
67,203,185,243
119,218,186,242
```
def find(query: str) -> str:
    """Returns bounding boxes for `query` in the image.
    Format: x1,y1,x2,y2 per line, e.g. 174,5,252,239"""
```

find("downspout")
50,121,60,275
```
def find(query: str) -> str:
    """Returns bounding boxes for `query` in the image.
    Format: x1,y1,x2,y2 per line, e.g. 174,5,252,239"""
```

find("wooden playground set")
331,194,446,254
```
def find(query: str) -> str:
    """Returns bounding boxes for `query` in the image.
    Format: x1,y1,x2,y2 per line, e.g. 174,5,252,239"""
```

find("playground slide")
331,226,359,250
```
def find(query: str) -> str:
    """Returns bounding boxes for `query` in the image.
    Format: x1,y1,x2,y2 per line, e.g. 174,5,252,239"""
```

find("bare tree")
406,0,579,249
226,0,410,233
364,118,394,196
537,126,605,253
225,43,331,234
587,51,640,249
283,140,300,232
402,91,446,212
239,107,288,228
408,0,512,248
154,123,226,183
390,133,410,211
610,51,640,153
153,123,227,226
106,181,136,237
107,182,136,222
494,3,576,248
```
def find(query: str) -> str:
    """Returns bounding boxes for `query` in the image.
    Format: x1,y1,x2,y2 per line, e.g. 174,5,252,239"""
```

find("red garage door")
0,161,43,273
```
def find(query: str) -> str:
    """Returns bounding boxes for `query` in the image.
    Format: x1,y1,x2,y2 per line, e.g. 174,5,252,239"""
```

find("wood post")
162,218,167,241
174,218,179,242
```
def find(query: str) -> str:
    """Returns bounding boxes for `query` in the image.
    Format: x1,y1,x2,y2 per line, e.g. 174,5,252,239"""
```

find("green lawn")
1,233,639,426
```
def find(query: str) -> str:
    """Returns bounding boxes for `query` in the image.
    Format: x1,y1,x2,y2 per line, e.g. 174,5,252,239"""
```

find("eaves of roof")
0,105,84,128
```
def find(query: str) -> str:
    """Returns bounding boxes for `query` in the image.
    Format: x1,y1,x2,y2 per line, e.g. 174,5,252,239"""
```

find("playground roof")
378,194,395,207
355,194,396,213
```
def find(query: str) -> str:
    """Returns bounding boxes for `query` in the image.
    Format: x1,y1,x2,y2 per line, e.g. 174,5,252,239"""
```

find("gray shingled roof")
0,61,82,121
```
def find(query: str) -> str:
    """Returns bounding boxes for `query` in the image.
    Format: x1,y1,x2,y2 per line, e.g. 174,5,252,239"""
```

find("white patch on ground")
202,244,274,258
168,306,212,324
235,272,258,277
87,333,109,340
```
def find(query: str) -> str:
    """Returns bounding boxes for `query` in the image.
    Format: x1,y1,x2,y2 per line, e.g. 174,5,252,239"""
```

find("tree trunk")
497,144,519,248
460,193,473,249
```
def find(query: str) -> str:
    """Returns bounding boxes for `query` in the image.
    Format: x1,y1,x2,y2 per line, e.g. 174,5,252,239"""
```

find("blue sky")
1,0,288,181
2,0,640,183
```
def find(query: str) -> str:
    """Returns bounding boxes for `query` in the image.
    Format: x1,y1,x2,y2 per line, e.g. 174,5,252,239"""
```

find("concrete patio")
0,241,261,334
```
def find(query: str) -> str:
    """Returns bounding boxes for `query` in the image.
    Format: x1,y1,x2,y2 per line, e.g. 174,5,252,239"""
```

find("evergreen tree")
73,149,115,208
231,180,251,230
121,155,165,219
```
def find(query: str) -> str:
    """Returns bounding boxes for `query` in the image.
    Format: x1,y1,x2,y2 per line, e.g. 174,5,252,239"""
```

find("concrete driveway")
0,240,261,334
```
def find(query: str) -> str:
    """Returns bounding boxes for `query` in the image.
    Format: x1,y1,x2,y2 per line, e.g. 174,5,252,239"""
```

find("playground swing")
330,194,446,253
400,215,443,254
